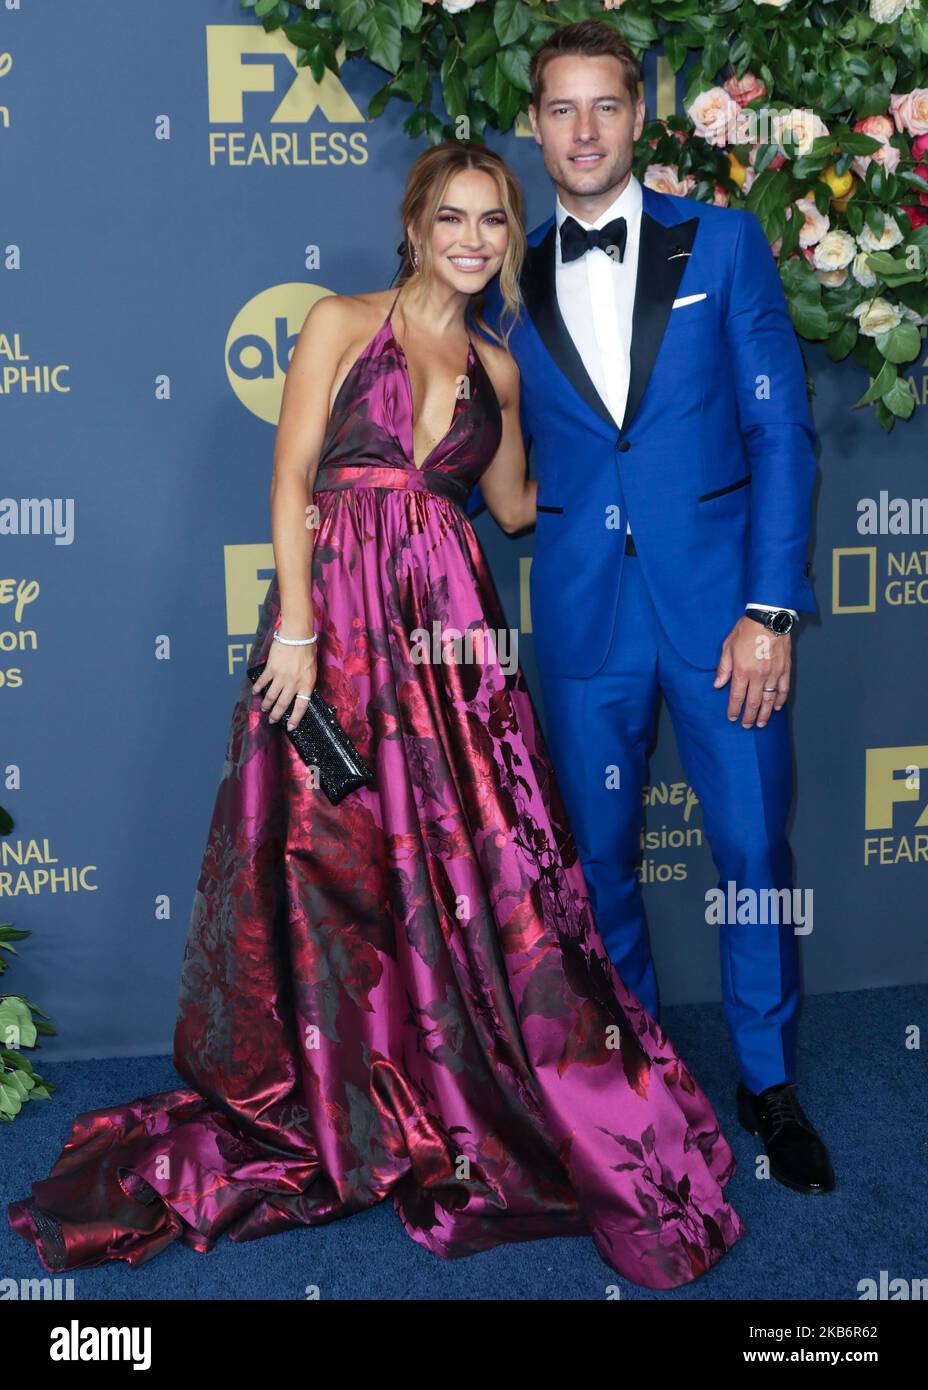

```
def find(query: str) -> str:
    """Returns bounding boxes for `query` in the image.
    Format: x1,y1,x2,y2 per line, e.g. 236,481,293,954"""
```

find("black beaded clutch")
246,662,375,805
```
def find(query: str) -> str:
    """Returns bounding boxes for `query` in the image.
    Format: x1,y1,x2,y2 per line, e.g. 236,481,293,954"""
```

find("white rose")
852,297,903,336
901,304,928,326
753,0,792,6
441,0,476,12
795,195,830,247
856,215,903,251
816,267,849,286
869,0,908,21
773,107,830,158
687,86,741,147
813,229,857,271
852,250,878,288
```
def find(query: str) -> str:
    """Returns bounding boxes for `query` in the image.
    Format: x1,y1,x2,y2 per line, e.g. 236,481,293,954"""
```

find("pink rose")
713,182,730,206
724,73,767,107
890,89,928,136
851,114,902,179
912,133,928,161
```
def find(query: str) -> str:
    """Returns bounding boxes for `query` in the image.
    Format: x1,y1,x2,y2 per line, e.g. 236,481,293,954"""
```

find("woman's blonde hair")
393,139,525,350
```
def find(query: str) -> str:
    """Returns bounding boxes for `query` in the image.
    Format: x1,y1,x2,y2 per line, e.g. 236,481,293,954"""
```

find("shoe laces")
761,1084,813,1138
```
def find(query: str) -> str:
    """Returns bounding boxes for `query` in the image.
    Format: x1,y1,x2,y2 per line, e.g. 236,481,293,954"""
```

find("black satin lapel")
520,224,616,432
621,212,699,432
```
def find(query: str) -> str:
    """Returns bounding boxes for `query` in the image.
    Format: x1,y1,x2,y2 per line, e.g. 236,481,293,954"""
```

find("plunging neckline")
387,290,476,472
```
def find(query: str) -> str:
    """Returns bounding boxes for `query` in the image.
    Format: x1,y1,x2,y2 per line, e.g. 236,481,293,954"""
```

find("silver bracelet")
273,629,318,647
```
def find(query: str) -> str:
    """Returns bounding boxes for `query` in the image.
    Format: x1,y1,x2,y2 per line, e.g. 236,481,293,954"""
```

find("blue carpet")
2,985,924,1300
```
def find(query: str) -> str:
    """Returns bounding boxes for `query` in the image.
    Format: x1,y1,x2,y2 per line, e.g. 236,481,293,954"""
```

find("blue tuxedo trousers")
537,553,800,1095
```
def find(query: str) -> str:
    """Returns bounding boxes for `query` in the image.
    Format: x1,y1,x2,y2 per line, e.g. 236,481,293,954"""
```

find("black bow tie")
559,214,627,265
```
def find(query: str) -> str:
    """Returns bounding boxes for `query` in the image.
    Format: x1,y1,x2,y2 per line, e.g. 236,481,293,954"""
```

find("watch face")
771,611,793,634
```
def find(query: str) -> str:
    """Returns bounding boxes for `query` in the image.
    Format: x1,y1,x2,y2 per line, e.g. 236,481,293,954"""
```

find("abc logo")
226,284,330,424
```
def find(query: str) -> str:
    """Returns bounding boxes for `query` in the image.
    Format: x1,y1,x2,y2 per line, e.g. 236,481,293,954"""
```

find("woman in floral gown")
8,141,744,1291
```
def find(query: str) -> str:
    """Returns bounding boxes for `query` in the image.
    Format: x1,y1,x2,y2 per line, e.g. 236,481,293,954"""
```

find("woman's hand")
254,636,318,729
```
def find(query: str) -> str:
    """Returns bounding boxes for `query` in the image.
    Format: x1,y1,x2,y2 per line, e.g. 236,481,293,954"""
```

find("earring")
411,242,420,272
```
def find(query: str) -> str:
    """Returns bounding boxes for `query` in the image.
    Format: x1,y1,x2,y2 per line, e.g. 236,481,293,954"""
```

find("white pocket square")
672,292,708,309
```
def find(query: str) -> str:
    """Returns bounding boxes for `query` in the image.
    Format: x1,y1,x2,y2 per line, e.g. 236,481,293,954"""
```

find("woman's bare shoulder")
294,291,395,378
303,289,393,335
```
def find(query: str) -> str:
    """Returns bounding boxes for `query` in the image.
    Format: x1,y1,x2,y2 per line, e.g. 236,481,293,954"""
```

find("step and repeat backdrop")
2,1,926,1061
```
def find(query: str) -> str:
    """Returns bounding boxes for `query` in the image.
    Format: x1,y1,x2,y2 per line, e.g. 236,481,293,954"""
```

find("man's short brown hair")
529,19,641,111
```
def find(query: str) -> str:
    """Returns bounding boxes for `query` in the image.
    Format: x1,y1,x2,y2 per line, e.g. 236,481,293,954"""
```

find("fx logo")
865,746,928,830
224,542,275,674
205,26,363,124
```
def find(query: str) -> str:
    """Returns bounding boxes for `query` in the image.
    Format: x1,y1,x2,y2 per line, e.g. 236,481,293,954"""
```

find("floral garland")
245,0,928,429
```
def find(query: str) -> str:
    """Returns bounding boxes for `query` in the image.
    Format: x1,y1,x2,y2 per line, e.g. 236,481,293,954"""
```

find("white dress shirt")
553,175,796,621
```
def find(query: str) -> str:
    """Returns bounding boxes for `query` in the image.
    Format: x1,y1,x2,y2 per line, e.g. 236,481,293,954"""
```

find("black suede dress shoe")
737,1081,836,1194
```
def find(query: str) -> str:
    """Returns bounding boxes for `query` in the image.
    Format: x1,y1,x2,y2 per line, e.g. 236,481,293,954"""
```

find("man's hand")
714,615,791,728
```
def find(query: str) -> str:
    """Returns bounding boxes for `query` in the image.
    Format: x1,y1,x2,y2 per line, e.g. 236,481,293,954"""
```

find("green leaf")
901,170,928,197
825,318,859,361
493,0,530,47
852,357,897,407
865,201,888,239
894,282,928,316
883,375,917,418
873,398,895,432
744,168,791,239
663,33,689,74
441,49,468,121
610,12,660,51
497,44,531,95
789,297,831,339
397,0,423,28
357,4,403,75
845,199,865,236
461,26,498,66
835,131,882,156
875,320,923,364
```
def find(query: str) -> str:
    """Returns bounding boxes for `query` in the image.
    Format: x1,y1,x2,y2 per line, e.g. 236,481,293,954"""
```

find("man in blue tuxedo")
475,20,834,1194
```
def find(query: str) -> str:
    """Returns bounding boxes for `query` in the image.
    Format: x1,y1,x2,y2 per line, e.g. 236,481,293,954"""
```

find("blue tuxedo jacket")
470,185,818,674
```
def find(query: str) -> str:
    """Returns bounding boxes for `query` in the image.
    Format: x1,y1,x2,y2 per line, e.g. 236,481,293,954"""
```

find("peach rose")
890,89,928,136
773,108,830,158
643,164,695,196
713,183,730,206
795,195,829,247
687,86,741,148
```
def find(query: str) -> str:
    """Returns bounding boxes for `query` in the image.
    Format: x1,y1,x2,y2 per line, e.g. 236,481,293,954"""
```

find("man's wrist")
744,604,797,636
745,603,799,620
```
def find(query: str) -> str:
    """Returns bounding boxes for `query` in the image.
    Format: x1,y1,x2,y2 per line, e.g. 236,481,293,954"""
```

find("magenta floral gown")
8,287,745,1290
